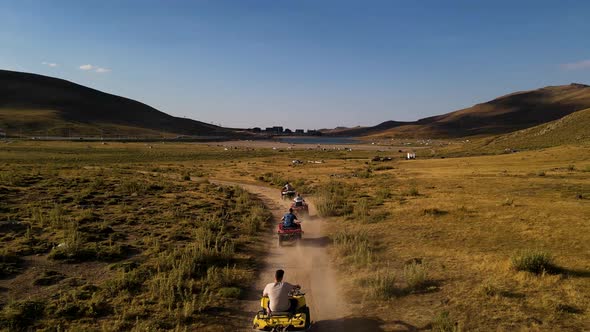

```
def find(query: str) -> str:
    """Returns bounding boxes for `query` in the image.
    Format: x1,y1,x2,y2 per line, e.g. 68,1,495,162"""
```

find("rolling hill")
0,70,236,138
327,83,590,139
473,107,590,151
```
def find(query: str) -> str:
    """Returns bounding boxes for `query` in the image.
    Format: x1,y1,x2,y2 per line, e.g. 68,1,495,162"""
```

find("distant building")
284,128,292,134
306,130,322,136
251,127,261,133
295,129,305,134
272,126,284,134
265,127,274,133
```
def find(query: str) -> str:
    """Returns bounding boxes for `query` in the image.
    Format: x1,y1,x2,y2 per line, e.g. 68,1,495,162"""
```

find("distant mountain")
0,70,237,138
326,83,590,139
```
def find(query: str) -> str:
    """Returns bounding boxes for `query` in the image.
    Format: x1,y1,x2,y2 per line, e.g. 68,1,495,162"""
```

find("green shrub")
404,262,429,291
0,300,45,330
119,180,148,195
431,311,460,332
353,198,369,220
0,249,22,277
405,187,420,196
478,281,498,297
314,182,353,217
374,187,392,204
363,270,400,299
510,250,555,274
218,287,241,299
332,230,373,266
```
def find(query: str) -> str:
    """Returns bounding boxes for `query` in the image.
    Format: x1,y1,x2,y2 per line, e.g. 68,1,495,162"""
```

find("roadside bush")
0,300,45,330
431,311,461,332
353,198,369,221
332,230,372,266
374,187,392,205
181,171,191,181
119,180,148,195
405,186,420,196
0,249,22,277
478,281,499,297
511,250,556,274
404,262,429,291
314,182,353,217
364,270,399,299
218,287,241,299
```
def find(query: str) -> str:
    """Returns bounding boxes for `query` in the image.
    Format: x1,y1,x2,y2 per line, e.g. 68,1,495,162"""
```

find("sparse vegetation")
314,181,354,217
403,262,429,291
0,144,274,330
362,270,399,299
332,230,373,267
1,138,589,331
431,311,461,332
511,250,556,274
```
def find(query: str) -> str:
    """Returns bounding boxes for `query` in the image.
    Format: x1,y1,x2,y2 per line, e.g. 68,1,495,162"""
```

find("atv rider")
293,193,305,207
282,208,298,228
283,183,294,192
263,269,300,314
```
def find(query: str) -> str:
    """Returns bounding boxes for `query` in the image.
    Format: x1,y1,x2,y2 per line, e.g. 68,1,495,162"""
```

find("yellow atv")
252,288,311,331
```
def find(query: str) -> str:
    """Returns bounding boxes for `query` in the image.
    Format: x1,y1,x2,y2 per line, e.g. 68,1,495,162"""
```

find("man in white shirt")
293,194,305,206
262,269,300,314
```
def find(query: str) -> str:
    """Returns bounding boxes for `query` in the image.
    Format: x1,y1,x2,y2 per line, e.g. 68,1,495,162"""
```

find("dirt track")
213,181,385,332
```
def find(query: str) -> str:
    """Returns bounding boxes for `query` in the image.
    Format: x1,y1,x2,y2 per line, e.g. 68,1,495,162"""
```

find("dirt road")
213,180,385,332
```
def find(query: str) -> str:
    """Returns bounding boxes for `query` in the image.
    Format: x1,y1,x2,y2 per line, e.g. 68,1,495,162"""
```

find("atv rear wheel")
301,306,311,330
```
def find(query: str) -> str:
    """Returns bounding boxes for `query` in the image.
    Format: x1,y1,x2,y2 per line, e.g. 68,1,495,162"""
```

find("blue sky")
1,0,589,129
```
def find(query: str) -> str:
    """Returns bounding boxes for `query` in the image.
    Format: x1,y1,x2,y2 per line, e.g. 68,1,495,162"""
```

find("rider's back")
263,281,295,312
283,213,295,227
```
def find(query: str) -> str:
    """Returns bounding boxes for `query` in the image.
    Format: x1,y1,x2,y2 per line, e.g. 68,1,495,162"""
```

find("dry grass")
0,141,274,331
205,142,590,330
1,140,590,331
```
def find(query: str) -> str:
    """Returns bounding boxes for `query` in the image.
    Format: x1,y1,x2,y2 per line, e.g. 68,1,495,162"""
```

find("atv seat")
270,311,292,317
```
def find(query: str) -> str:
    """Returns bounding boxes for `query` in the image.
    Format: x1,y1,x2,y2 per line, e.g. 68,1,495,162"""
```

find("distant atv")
281,190,297,200
277,222,303,246
252,287,311,331
290,202,309,217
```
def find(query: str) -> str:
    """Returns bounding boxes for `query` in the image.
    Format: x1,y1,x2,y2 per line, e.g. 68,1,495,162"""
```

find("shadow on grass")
310,317,386,332
559,267,590,278
498,290,525,299
405,279,443,295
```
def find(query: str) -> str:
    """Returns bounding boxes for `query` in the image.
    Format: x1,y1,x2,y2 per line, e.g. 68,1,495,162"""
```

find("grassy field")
0,141,274,331
1,140,589,331
206,143,590,331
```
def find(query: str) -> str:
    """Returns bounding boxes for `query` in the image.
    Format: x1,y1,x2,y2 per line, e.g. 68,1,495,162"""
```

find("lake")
277,136,361,145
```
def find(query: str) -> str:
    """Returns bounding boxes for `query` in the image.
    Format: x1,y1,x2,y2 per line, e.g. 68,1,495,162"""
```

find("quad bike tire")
301,306,311,330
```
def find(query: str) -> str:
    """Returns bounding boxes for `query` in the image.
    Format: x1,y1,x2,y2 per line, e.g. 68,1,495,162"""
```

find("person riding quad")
293,193,305,207
282,208,298,228
283,183,294,192
263,269,300,314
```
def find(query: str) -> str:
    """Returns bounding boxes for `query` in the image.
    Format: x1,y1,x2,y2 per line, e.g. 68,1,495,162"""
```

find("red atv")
290,201,309,217
277,222,303,246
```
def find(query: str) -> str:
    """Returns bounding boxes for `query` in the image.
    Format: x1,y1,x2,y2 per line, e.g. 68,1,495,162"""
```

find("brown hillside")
331,83,590,139
0,70,234,137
